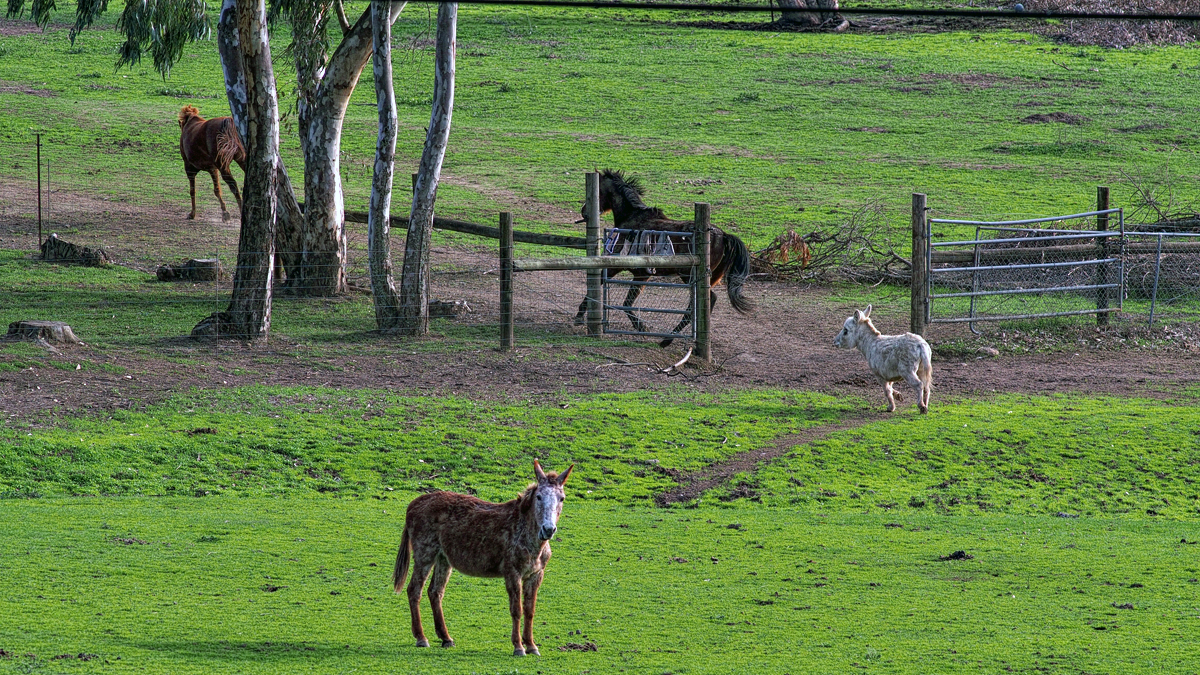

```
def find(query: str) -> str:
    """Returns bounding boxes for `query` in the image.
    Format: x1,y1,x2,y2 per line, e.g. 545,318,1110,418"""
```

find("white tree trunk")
293,4,405,297
397,2,456,336
217,0,303,288
193,0,278,340
778,0,847,29
368,0,405,330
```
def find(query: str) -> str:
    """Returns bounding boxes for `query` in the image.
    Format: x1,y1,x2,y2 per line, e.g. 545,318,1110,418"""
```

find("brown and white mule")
393,460,574,656
178,105,246,222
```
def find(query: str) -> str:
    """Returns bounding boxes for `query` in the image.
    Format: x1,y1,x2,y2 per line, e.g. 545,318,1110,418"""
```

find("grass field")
3,3,1200,251
1,389,1199,673
4,4,1200,673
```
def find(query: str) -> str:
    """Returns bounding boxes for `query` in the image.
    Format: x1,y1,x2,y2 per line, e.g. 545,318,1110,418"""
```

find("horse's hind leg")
406,550,437,648
220,168,243,212
186,168,199,220
427,555,455,647
621,280,649,334
208,168,232,222
659,286,700,348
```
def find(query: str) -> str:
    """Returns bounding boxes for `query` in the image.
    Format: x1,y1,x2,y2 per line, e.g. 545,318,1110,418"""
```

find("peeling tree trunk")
291,5,404,298
368,0,405,330
193,0,278,340
778,0,847,30
217,0,302,287
397,2,456,336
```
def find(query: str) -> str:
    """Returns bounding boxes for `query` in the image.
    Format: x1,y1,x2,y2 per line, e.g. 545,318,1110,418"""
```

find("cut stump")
7,320,81,344
40,233,112,267
157,258,220,282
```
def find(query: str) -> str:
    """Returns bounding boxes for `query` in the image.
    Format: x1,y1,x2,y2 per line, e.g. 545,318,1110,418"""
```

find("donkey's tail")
215,119,245,170
723,232,754,314
392,523,411,594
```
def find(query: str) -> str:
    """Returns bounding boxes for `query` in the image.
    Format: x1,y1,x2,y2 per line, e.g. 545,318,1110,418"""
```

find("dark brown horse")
573,169,754,347
178,105,245,222
393,460,574,656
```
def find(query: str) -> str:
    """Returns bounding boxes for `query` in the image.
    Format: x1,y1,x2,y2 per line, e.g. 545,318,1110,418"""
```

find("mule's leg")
406,551,437,648
573,296,589,326
208,168,232,222
220,168,243,211
427,555,455,647
186,168,200,220
883,381,897,413
902,371,928,415
521,571,544,656
505,574,525,656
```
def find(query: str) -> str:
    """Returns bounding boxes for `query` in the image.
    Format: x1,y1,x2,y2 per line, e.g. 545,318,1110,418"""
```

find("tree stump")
157,258,221,282
7,320,81,344
40,233,113,267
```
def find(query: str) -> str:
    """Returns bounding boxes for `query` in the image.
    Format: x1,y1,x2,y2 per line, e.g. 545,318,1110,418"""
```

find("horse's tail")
215,119,245,170
722,232,754,314
392,522,411,594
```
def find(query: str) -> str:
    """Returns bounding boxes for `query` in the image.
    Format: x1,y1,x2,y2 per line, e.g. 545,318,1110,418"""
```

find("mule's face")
533,482,566,541
834,315,857,348
532,461,573,541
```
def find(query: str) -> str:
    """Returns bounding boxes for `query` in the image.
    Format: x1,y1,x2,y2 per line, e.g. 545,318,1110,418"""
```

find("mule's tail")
392,523,411,593
215,119,246,170
723,232,754,314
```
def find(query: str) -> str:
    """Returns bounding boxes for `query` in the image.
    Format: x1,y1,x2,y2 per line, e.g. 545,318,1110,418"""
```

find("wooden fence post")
694,203,711,362
911,193,928,336
1096,185,1110,326
499,211,513,351
585,172,602,336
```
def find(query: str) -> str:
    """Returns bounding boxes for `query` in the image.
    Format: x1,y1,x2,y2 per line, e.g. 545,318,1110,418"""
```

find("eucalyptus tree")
9,0,406,298
396,2,456,335
367,0,405,330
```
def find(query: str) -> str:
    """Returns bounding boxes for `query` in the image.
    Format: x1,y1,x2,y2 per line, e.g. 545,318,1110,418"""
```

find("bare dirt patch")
1021,112,1089,125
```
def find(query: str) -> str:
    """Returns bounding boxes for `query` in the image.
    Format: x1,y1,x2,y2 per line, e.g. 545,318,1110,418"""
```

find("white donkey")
834,305,933,414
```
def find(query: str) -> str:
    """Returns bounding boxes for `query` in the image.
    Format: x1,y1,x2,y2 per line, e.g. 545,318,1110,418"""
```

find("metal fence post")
693,203,711,363
499,212,514,351
1148,233,1163,327
36,133,42,249
585,173,602,336
911,193,928,335
1096,185,1110,326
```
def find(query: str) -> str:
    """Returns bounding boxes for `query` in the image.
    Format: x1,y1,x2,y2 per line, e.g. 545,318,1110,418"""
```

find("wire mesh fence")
1121,232,1200,326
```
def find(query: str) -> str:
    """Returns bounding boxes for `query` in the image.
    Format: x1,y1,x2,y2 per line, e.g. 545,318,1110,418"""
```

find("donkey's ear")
853,309,864,321
864,304,873,318
557,464,574,486
534,459,548,483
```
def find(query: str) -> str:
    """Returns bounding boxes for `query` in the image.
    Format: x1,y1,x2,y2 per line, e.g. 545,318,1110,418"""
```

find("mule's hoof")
572,316,585,327
441,640,455,648
658,338,674,348
187,214,196,220
222,212,232,222
415,639,430,648
513,647,526,657
526,646,540,656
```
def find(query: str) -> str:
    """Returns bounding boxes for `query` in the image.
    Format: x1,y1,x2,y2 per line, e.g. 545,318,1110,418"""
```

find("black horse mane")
600,169,666,219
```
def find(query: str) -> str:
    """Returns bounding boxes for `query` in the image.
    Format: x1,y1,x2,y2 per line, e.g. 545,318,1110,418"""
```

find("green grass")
3,4,1200,251
1,499,1198,674
2,387,1199,672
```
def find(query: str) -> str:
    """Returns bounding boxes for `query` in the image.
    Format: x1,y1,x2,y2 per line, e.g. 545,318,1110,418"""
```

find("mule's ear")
853,309,864,321
557,464,574,486
534,459,548,483
864,304,873,318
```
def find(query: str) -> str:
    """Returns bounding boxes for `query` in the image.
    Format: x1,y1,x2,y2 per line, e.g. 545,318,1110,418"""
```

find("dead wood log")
156,258,221,282
40,233,113,267
7,320,81,344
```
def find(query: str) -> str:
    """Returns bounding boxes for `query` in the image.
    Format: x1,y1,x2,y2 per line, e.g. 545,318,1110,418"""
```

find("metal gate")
601,227,699,342
927,209,1124,331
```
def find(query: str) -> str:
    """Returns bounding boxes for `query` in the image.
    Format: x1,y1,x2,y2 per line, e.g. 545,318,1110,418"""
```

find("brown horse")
393,460,574,656
178,105,245,222
573,169,754,347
